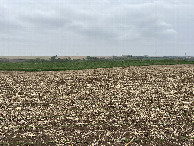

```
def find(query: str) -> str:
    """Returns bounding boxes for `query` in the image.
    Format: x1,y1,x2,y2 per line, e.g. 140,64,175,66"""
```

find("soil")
0,65,193,145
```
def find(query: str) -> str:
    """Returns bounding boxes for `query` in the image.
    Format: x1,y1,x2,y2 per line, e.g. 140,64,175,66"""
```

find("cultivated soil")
0,65,193,145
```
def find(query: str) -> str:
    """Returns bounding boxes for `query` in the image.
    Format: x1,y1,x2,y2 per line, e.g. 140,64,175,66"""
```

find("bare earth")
0,65,193,145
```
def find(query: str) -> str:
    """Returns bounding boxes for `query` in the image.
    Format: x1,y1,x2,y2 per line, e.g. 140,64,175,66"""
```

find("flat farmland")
0,56,112,60
0,65,193,145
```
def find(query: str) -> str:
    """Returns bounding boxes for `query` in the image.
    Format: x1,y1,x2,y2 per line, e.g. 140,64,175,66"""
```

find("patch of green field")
0,60,193,71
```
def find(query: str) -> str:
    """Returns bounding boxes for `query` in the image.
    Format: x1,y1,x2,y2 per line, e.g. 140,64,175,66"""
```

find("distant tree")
50,55,57,62
86,56,100,61
35,58,43,63
112,56,117,59
86,56,91,60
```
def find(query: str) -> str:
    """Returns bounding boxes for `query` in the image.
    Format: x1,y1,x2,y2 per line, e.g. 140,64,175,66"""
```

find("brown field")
0,65,193,145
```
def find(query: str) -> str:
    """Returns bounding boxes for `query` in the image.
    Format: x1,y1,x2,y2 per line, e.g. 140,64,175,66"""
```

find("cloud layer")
0,0,193,56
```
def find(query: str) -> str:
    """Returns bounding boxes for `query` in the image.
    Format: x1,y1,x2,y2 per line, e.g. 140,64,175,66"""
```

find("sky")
0,0,194,56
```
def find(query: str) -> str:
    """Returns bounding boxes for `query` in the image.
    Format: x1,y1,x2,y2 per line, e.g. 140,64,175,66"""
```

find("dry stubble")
0,65,193,145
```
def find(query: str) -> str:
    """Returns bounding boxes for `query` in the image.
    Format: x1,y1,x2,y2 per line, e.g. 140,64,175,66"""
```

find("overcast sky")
0,0,193,56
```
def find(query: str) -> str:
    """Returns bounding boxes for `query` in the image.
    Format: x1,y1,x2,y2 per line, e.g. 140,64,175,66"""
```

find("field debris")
0,64,193,145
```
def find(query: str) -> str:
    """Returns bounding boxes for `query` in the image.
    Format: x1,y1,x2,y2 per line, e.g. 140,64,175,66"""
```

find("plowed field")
0,65,193,145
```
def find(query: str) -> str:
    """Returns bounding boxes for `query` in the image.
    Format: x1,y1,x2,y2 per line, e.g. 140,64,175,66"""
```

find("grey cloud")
0,0,177,41
0,0,193,56
83,3,177,41
20,10,69,29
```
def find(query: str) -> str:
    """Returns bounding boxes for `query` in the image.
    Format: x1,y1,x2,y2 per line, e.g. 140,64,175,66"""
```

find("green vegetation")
0,59,193,71
0,142,9,145
123,138,131,143
48,140,57,143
